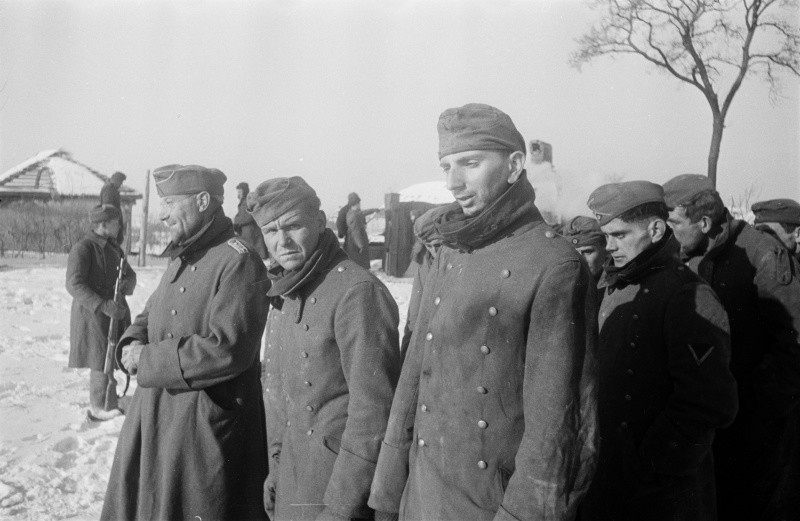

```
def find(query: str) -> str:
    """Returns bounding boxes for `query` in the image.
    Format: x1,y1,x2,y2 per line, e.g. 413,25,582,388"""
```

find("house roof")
0,149,141,201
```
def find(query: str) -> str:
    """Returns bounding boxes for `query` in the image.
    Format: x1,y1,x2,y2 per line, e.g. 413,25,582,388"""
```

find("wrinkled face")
439,150,511,217
757,222,798,252
158,193,203,244
261,206,324,271
576,243,607,277
601,217,655,268
667,206,705,253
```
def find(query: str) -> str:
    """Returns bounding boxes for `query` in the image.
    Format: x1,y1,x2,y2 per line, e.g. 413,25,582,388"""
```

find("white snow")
0,255,411,520
397,181,454,205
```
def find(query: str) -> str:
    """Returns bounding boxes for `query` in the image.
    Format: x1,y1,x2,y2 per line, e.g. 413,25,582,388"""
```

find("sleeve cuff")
136,338,190,389
368,440,409,513
323,445,377,518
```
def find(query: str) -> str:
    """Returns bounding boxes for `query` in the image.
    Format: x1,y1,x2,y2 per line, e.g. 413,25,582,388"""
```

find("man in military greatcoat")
752,198,800,263
368,103,599,521
561,215,608,283
581,181,738,521
663,174,800,521
66,204,136,421
248,176,401,521
101,165,269,521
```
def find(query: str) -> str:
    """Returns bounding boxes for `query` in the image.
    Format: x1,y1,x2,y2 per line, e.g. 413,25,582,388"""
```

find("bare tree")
571,0,800,186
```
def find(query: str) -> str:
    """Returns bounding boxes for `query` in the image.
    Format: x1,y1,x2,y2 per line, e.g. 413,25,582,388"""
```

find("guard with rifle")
66,204,136,421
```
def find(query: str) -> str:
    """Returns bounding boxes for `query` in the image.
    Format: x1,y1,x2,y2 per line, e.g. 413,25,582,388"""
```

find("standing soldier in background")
233,181,269,259
249,177,400,521
344,192,371,269
663,174,800,521
582,182,737,521
561,215,608,283
100,171,126,244
369,103,598,521
752,198,800,263
66,204,136,421
102,165,269,521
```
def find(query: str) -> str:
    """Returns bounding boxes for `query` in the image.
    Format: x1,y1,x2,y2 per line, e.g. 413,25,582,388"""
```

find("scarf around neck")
601,229,679,288
266,228,341,298
415,171,542,252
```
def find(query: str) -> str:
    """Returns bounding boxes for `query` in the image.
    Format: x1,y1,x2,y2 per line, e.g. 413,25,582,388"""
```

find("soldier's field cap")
110,171,126,183
153,164,226,197
438,103,525,160
752,198,800,225
90,204,121,223
563,216,604,246
662,174,715,209
587,181,665,226
247,176,321,227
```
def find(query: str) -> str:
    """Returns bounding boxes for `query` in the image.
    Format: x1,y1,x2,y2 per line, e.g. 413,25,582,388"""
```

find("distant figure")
66,204,136,421
562,215,608,282
336,192,360,239
233,182,269,259
100,171,126,243
752,198,800,262
102,165,268,521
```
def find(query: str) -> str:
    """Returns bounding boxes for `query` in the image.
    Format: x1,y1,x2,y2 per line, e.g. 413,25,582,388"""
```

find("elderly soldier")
581,181,737,521
562,215,608,283
663,174,800,521
369,103,598,521
249,177,401,521
102,165,269,521
752,198,800,262
233,181,269,259
66,204,136,421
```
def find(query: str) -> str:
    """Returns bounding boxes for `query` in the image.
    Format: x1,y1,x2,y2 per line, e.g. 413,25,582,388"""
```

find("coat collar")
600,230,680,289
159,208,234,260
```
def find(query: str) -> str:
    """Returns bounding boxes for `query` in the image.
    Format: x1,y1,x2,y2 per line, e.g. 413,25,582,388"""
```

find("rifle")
104,257,130,398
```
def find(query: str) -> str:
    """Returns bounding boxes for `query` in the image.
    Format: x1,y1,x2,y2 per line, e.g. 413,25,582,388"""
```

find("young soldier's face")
261,206,325,271
439,150,511,217
667,206,705,253
601,218,655,268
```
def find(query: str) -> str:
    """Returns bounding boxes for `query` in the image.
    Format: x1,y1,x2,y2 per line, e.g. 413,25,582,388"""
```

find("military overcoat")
344,207,370,269
101,214,269,521
683,212,800,520
66,231,135,370
582,234,738,521
263,244,401,520
369,178,599,521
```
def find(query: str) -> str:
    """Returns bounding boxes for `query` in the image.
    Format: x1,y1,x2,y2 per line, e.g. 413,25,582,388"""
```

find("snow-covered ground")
0,255,411,520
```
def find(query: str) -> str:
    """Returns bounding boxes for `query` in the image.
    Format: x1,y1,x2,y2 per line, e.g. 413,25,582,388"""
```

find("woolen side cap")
438,103,526,160
587,181,665,226
662,174,715,209
110,171,127,182
153,164,226,197
247,176,321,227
752,198,800,225
563,215,605,246
90,204,121,223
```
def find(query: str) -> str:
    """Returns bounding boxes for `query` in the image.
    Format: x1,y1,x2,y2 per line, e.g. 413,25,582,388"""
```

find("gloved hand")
101,300,126,320
263,470,278,517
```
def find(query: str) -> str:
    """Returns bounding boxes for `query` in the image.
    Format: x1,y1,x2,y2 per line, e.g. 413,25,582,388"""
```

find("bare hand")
121,342,144,374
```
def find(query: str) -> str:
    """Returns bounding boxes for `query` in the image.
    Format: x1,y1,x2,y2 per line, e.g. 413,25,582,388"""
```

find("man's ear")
507,151,526,185
698,215,713,234
196,191,211,212
649,218,667,243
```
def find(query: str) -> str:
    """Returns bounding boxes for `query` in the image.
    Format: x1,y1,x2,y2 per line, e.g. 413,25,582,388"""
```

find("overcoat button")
446,263,453,270
625,394,632,401
167,333,173,339
480,345,490,355
478,420,488,429
421,404,428,412
304,381,311,386
286,421,291,426
337,266,345,272
310,297,317,304
501,270,510,278
191,266,197,272
620,421,628,429
179,287,186,293
434,297,441,305
477,460,487,469
632,314,639,320
626,369,634,376
426,332,433,341
545,231,555,238
477,386,487,394
300,352,308,358
171,309,177,316
236,398,244,406
303,324,309,331
306,405,313,411
307,430,314,436
629,342,636,348
488,307,497,316
418,439,425,447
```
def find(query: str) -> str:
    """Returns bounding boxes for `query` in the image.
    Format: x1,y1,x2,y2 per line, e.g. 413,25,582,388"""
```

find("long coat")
369,178,599,521
582,235,738,521
101,214,269,521
263,246,401,520
344,208,370,269
683,213,800,520
66,232,135,370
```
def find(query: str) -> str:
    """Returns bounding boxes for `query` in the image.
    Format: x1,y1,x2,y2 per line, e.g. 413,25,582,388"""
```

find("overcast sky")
1,0,798,219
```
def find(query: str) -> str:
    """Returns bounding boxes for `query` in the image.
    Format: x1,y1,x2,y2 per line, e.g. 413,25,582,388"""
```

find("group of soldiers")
63,103,799,521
